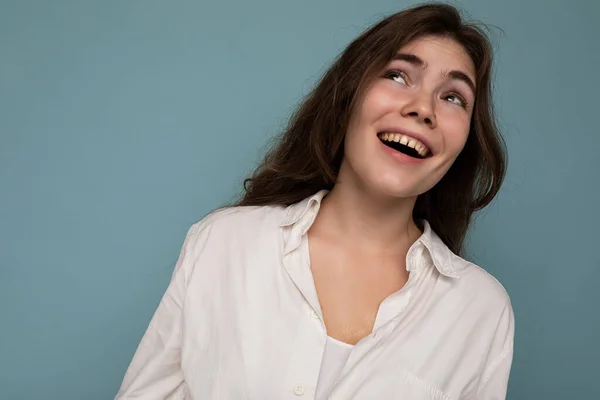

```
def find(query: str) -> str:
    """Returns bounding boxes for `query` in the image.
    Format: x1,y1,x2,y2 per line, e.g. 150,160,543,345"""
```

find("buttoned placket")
281,223,326,399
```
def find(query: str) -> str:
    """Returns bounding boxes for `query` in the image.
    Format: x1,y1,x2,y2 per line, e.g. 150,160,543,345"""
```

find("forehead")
396,36,476,78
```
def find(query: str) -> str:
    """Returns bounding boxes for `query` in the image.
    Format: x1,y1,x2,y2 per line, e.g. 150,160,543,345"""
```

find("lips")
377,132,431,159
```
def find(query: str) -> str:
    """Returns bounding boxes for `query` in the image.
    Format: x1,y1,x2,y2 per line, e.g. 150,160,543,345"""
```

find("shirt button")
310,310,319,319
293,384,305,396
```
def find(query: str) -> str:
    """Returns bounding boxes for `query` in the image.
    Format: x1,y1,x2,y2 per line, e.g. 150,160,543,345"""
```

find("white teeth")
378,132,430,157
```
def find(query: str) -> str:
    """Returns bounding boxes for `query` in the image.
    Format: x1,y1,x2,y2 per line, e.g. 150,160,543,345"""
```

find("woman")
116,3,514,399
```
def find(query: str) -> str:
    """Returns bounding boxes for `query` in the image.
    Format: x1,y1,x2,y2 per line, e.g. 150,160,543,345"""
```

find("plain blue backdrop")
1,0,599,398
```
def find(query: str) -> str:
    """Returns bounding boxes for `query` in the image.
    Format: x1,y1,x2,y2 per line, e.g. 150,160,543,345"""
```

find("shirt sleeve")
476,302,515,400
115,220,212,400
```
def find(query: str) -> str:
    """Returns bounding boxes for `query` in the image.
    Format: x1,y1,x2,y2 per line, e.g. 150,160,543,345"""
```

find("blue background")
1,0,598,398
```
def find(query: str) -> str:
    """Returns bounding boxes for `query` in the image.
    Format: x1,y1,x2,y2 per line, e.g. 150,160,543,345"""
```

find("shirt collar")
411,220,461,278
280,190,461,278
280,189,329,229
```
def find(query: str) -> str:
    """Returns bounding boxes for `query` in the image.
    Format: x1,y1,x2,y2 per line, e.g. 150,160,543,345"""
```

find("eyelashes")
444,92,468,109
383,69,408,84
382,68,469,109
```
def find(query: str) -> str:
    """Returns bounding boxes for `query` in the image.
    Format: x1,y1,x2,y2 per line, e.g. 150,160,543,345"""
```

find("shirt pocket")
334,369,454,400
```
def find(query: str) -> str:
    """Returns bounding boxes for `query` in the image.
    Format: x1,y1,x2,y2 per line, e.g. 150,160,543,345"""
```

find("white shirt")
116,190,514,400
315,337,353,399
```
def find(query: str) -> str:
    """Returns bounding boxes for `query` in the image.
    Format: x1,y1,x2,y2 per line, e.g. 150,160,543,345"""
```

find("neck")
312,177,421,256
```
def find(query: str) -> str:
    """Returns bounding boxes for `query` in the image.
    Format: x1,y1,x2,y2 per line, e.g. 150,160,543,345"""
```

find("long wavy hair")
236,2,506,256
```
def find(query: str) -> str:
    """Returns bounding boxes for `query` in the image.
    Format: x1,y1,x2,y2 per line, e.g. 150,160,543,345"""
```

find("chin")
368,175,428,200
381,187,423,200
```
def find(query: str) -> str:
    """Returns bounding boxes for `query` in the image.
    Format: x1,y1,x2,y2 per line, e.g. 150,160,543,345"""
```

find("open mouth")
377,132,431,159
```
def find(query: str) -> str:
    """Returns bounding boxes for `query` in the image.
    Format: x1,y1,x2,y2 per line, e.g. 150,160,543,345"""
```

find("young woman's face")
340,35,476,199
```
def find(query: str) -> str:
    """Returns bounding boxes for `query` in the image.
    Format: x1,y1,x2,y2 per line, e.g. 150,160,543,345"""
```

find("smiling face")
339,35,477,199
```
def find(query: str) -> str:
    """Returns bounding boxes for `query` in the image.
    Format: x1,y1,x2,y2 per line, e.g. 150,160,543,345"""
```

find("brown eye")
445,93,468,108
384,70,408,85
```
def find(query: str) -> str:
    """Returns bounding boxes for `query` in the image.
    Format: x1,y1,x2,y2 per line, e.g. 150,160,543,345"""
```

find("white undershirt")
315,336,354,399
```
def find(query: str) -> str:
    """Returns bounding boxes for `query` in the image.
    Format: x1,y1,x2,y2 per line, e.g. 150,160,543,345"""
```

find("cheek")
443,114,471,156
344,88,394,148
432,115,471,181
359,83,407,122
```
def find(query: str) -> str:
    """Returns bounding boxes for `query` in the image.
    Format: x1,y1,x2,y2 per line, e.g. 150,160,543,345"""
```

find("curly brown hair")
236,2,507,256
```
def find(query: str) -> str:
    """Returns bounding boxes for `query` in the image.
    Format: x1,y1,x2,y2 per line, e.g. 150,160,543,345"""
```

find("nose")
400,91,436,128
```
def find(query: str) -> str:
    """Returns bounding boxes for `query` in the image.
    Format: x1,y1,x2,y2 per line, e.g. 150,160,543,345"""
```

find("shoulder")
447,253,514,337
199,203,285,229
183,203,286,247
450,257,515,386
422,221,511,312
452,253,512,309
171,204,287,278
445,254,515,357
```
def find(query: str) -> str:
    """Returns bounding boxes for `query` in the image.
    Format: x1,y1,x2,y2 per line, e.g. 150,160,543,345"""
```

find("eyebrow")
392,52,476,95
